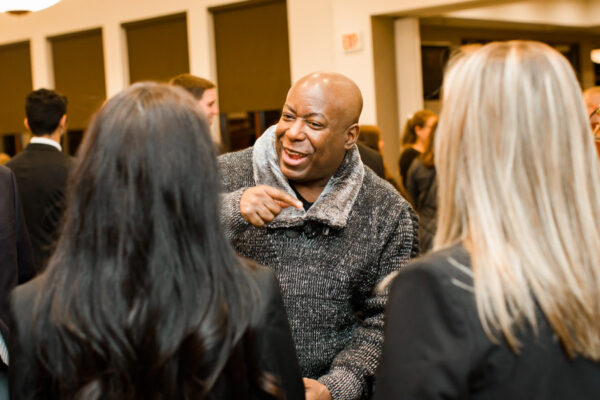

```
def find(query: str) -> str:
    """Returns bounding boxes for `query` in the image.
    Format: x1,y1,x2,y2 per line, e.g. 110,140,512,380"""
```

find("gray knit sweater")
219,126,419,400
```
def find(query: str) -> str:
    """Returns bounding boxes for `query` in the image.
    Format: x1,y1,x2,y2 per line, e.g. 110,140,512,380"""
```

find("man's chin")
280,163,307,183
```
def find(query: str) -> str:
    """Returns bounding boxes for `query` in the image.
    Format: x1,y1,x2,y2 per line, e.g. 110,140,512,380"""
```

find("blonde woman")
375,41,600,398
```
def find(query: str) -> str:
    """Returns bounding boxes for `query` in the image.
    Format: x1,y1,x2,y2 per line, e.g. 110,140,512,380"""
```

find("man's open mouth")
284,148,308,160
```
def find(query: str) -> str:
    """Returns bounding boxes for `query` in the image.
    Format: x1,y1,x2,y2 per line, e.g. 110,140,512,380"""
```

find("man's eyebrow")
282,104,296,113
304,112,326,119
282,105,326,120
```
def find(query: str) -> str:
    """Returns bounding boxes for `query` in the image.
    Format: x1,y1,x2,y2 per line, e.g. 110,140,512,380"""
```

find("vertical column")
394,17,423,142
30,34,53,89
581,41,596,89
187,5,212,78
102,22,129,98
187,5,221,144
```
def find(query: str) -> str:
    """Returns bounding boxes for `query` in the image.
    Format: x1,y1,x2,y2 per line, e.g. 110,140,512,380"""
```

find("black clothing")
9,264,304,400
406,159,437,253
0,166,33,348
290,184,314,211
6,143,73,277
357,143,385,179
375,245,600,400
398,147,420,188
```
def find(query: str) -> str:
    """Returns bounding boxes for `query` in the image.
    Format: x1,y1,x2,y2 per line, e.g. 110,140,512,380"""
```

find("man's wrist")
318,369,364,400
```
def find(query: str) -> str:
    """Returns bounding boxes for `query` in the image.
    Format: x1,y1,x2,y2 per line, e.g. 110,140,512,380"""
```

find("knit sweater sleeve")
218,149,255,240
318,202,419,400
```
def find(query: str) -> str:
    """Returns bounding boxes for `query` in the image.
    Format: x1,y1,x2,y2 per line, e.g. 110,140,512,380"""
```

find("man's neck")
30,132,62,151
47,130,62,144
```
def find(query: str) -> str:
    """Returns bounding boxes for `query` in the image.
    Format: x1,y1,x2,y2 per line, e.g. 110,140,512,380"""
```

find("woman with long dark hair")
9,82,304,400
375,41,600,398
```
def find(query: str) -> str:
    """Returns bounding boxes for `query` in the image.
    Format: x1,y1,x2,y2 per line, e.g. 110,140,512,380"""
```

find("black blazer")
375,245,600,399
0,166,33,348
9,263,305,400
6,143,73,278
357,143,385,179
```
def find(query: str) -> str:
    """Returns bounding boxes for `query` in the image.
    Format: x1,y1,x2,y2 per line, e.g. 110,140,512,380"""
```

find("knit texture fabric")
219,127,419,400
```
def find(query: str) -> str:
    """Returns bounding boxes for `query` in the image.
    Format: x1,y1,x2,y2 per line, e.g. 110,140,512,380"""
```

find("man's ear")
24,118,30,132
344,123,359,150
59,114,67,130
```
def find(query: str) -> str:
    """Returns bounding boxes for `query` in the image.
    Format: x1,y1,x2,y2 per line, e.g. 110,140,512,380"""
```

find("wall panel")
124,13,189,83
0,41,32,134
50,28,107,131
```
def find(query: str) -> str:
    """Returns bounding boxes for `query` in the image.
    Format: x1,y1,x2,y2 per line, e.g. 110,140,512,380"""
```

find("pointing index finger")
265,186,303,209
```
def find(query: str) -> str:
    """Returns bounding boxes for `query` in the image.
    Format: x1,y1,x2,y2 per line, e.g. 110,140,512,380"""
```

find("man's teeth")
287,149,305,156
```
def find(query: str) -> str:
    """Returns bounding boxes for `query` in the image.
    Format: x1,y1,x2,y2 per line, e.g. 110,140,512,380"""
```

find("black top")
0,166,33,351
9,262,305,400
357,143,385,179
398,147,420,188
406,159,437,253
290,184,313,211
375,245,600,400
6,143,74,277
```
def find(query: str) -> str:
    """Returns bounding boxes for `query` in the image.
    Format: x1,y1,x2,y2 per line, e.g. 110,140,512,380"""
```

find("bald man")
219,72,418,400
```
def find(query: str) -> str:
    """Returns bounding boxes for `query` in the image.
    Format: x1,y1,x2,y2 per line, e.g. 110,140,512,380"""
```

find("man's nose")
285,119,305,140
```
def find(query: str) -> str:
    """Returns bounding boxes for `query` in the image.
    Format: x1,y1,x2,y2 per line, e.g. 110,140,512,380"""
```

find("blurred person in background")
0,153,10,165
406,120,438,253
398,110,437,188
6,89,73,279
0,164,34,399
583,85,600,156
170,73,219,126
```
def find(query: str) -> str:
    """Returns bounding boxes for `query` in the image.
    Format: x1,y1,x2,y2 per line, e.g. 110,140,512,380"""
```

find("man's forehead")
285,84,340,113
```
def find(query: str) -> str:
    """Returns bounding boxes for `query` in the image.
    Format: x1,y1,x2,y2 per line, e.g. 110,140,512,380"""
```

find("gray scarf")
252,125,364,229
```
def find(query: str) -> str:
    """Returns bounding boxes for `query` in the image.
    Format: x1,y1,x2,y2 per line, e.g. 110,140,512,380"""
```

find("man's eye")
281,113,295,121
308,121,324,129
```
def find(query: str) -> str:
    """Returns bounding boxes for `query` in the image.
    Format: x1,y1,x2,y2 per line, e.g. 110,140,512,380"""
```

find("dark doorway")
210,0,291,152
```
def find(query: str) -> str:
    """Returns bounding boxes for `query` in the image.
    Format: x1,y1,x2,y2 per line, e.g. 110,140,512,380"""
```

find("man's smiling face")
275,79,352,188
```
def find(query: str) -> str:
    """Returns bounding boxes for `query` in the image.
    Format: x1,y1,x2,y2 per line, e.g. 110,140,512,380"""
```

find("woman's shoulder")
11,274,47,314
400,147,420,160
390,244,473,302
10,274,48,352
408,244,470,275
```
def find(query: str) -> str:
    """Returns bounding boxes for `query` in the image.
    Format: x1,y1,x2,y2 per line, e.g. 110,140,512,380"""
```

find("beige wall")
445,0,599,26
2,0,599,151
0,0,243,95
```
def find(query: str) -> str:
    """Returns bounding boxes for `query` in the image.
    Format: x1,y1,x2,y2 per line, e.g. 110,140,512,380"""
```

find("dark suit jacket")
357,143,385,178
9,262,304,399
0,165,33,348
375,245,600,399
6,143,73,278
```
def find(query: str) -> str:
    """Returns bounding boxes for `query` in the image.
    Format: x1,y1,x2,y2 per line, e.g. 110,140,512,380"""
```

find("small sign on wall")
342,32,362,53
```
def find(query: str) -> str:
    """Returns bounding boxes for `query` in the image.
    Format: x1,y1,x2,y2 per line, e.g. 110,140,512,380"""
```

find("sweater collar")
252,125,364,229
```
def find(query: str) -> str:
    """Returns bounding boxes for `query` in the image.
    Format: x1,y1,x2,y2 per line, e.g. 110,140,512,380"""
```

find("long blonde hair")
434,40,600,359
